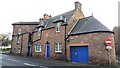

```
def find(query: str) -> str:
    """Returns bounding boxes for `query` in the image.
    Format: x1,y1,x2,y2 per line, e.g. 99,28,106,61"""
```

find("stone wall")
67,32,116,65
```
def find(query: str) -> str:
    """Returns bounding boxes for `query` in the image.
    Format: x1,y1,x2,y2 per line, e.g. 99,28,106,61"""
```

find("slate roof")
36,21,47,28
12,22,39,25
44,9,75,28
68,16,113,36
31,9,75,32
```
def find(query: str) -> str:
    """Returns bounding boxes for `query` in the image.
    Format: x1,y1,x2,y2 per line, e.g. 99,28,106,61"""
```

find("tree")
0,34,11,49
0,34,5,49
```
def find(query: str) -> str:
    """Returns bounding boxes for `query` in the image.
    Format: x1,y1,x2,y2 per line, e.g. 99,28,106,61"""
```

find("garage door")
70,46,88,64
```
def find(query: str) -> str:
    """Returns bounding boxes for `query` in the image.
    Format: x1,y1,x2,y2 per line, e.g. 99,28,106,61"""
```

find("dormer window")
38,28,41,36
56,23,60,32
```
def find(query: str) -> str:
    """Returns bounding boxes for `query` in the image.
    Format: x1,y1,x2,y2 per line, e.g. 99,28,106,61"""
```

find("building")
113,26,120,56
11,1,116,65
12,22,39,55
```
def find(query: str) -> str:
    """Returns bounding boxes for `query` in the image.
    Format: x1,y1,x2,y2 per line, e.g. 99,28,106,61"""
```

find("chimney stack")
75,1,82,10
43,14,51,20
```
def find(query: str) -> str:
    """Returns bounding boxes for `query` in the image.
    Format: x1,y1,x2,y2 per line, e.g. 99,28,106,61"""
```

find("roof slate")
68,16,113,35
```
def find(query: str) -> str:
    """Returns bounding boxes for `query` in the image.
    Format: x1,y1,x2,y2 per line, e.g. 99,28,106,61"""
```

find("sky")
0,0,119,34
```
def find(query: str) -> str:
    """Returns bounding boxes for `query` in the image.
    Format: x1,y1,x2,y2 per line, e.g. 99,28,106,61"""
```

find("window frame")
35,44,42,52
55,42,62,53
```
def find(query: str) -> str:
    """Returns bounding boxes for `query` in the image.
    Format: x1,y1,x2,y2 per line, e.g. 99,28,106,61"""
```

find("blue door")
70,46,88,64
70,47,78,62
28,46,30,57
46,44,50,59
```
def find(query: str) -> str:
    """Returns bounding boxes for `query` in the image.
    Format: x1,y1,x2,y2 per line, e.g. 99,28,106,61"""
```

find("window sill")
55,51,62,54
56,31,60,33
35,51,42,53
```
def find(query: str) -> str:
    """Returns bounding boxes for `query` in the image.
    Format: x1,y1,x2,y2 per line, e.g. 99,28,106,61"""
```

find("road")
1,53,119,68
1,53,86,68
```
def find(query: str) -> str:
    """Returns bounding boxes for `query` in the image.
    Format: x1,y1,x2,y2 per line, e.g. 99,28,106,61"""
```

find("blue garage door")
70,46,88,64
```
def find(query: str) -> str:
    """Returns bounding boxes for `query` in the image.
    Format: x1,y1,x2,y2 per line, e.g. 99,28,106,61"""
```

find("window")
35,44,42,52
38,28,41,36
17,36,20,44
17,29,21,44
55,43,62,52
18,48,20,53
18,29,21,34
13,48,16,51
56,23,60,32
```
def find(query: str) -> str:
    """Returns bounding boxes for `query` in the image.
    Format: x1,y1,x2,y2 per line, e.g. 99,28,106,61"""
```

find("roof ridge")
45,9,75,21
52,9,75,18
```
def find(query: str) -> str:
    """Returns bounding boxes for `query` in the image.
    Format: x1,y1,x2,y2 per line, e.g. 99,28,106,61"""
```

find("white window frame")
35,44,42,52
56,23,60,32
55,43,62,52
38,28,41,36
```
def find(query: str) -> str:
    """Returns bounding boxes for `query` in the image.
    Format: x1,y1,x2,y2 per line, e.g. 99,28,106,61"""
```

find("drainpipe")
64,25,67,57
31,32,33,57
64,16,67,58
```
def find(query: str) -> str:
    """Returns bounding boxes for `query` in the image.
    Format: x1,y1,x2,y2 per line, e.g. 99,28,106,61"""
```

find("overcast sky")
0,0,119,34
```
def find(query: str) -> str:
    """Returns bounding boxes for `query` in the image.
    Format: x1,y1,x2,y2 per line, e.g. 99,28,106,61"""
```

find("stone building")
11,1,116,65
113,26,120,56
